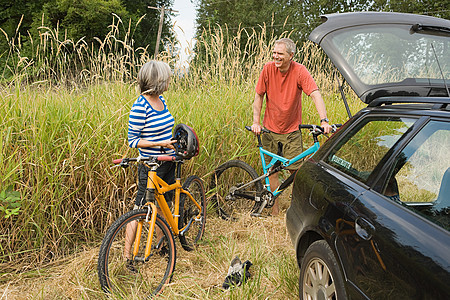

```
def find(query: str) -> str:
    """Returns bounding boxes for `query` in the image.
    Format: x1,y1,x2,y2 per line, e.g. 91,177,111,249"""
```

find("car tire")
300,240,347,300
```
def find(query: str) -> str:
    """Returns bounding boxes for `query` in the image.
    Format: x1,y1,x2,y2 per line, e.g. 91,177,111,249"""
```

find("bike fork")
132,202,158,261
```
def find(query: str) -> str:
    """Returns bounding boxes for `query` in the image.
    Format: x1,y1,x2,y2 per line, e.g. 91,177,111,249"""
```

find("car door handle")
355,217,375,240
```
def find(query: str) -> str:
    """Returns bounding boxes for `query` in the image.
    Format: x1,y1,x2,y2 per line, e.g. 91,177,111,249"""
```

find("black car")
286,12,450,299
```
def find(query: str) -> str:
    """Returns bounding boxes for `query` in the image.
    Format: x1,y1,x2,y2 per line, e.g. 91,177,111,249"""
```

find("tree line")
0,0,175,81
1,0,448,83
194,0,449,52
0,0,175,49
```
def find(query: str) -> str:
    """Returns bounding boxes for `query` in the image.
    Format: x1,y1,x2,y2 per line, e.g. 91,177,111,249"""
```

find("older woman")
125,60,176,270
128,60,177,208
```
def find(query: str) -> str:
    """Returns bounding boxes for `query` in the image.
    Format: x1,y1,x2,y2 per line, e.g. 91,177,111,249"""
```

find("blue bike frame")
259,141,320,196
245,124,337,197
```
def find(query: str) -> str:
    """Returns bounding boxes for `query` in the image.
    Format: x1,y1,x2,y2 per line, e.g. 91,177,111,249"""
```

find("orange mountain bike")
97,155,206,298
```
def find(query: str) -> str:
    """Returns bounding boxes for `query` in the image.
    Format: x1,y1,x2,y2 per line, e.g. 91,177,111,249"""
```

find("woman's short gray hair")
138,60,172,95
275,38,296,55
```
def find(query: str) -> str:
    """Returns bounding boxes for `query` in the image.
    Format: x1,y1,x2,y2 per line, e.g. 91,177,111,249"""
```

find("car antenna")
335,71,352,118
431,43,450,97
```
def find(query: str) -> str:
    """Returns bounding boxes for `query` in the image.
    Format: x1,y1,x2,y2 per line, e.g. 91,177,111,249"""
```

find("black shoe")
222,256,252,289
158,245,169,256
126,259,138,274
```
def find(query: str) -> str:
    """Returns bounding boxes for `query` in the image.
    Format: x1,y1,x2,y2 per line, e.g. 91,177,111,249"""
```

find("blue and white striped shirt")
128,95,176,157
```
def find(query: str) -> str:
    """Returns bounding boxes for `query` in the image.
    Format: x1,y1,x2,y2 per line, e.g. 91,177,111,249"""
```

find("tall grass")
0,18,364,278
1,15,149,87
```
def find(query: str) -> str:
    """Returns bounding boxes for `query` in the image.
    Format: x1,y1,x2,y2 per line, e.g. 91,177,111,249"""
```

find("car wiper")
411,24,450,36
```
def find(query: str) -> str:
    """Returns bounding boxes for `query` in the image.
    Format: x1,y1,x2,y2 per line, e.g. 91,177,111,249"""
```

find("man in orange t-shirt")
251,38,332,215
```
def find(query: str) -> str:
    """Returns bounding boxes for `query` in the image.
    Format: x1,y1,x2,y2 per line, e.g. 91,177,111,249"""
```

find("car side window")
326,117,415,183
385,120,450,230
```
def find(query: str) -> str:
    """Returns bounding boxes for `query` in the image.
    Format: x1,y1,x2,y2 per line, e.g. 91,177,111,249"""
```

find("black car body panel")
287,104,450,298
346,189,450,299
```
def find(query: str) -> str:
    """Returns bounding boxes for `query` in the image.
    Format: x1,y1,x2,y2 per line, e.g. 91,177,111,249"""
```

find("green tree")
0,0,46,75
373,0,449,20
195,0,296,42
193,0,448,58
122,0,175,53
36,0,175,54
0,0,177,81
194,0,378,47
0,0,177,55
0,0,46,39
35,0,129,44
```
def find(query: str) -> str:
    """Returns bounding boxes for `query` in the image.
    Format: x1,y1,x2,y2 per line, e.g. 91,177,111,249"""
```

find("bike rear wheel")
98,209,176,298
179,175,206,251
210,160,263,220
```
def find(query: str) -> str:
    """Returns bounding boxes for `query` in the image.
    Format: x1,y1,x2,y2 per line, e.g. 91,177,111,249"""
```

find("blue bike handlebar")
245,124,342,134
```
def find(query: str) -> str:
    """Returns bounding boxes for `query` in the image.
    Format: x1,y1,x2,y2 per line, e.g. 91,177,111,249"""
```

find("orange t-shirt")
255,61,318,134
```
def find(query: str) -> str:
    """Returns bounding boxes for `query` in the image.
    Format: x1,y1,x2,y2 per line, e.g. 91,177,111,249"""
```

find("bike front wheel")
98,208,176,298
210,160,263,220
179,175,206,251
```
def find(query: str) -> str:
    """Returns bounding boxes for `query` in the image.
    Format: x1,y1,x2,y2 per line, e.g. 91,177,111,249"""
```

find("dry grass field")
1,193,298,299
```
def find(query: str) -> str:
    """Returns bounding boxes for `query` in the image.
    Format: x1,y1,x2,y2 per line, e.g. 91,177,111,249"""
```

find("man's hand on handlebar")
299,124,342,135
251,123,262,135
321,122,332,134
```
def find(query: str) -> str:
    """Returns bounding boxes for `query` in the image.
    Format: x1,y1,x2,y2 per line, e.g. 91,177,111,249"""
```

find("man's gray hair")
275,38,296,55
138,60,172,95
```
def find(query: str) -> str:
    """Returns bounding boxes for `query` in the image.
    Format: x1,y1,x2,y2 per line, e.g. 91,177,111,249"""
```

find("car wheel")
300,240,347,300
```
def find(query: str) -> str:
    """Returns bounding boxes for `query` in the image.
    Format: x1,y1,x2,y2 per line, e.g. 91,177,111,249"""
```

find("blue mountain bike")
210,124,341,219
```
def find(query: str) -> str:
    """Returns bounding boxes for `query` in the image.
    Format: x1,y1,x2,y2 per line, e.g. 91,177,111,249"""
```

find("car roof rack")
368,97,450,109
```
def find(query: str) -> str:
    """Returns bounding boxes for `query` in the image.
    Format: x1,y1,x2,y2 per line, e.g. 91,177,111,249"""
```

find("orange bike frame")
131,165,203,260
146,169,202,236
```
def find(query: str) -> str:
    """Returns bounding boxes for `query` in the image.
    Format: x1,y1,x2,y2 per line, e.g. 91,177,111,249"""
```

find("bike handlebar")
245,124,342,134
112,158,124,164
299,124,342,133
113,156,177,166
244,126,270,133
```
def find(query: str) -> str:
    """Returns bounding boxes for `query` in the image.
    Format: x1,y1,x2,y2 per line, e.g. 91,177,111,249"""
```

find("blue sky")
172,0,196,65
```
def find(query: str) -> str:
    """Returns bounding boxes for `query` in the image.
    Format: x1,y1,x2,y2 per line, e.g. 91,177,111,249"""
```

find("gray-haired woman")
125,60,177,269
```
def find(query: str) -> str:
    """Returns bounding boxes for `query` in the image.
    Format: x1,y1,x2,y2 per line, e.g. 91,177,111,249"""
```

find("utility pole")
148,6,178,58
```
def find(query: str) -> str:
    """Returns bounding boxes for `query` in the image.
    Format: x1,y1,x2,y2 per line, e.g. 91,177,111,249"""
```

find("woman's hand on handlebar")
137,139,177,151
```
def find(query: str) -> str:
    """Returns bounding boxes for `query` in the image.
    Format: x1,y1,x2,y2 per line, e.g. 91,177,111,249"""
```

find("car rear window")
326,117,416,183
330,25,450,86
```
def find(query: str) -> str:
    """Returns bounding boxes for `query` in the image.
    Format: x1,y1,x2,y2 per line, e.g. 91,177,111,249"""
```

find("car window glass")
330,25,450,86
326,117,415,183
386,120,450,230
